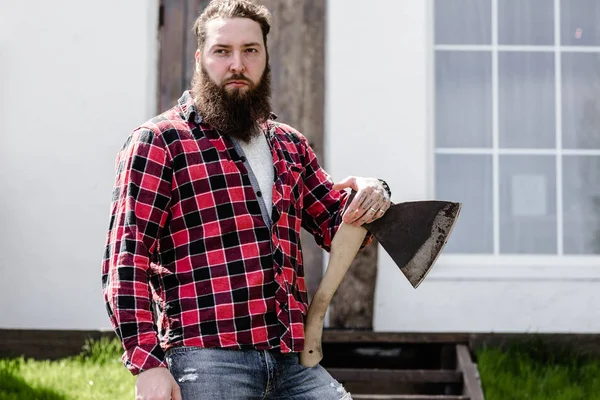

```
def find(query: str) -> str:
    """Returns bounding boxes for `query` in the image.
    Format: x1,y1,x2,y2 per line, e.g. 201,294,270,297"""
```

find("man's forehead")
204,17,263,46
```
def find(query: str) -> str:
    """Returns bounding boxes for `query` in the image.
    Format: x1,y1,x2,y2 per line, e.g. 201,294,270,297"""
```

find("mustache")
224,74,252,84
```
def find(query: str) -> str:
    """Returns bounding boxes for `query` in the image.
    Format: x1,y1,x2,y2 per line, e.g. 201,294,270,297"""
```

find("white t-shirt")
237,132,274,216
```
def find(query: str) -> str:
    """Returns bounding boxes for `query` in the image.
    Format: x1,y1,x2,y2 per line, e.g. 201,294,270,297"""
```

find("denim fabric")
166,347,352,400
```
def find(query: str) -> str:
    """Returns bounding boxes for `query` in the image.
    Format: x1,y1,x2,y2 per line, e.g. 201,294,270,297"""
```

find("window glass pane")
563,156,600,254
436,154,493,253
561,0,600,46
435,51,492,148
562,53,600,149
499,155,557,254
499,52,555,148
499,0,554,45
434,0,491,45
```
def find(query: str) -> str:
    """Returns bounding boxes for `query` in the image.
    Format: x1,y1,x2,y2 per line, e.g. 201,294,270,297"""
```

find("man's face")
191,16,272,141
196,17,267,96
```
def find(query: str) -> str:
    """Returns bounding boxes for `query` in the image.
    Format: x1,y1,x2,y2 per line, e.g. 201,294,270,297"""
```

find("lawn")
0,337,135,400
2,337,600,399
477,340,600,400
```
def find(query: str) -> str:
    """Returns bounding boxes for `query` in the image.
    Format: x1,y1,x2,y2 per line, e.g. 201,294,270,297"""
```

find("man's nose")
230,53,245,73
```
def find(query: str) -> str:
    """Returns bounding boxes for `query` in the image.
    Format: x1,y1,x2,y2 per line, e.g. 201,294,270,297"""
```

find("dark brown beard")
191,64,272,143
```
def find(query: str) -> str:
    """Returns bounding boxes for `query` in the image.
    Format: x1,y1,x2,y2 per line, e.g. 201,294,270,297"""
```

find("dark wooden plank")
158,0,186,112
322,330,470,344
330,237,378,329
353,396,469,400
184,0,211,87
165,0,327,300
455,345,484,400
298,0,326,303
157,0,326,300
299,0,326,163
440,344,457,395
327,368,462,384
256,0,326,301
0,329,117,360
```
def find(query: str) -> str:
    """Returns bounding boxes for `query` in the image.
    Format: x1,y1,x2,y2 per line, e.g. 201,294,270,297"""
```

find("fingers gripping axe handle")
300,222,368,368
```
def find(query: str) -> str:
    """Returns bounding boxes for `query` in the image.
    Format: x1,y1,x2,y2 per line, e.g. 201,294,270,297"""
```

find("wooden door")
157,0,378,326
157,0,327,300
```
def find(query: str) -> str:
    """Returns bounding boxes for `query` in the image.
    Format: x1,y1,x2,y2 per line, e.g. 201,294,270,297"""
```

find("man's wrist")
123,342,167,376
378,179,391,198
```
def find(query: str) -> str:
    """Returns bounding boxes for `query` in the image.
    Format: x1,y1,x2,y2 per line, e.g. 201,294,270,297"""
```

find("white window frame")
427,0,600,281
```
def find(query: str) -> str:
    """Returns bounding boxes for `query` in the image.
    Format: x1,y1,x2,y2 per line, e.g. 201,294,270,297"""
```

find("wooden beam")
328,368,462,384
0,329,117,360
322,330,470,344
184,0,211,87
157,0,187,112
329,237,378,329
455,344,484,400
256,0,326,301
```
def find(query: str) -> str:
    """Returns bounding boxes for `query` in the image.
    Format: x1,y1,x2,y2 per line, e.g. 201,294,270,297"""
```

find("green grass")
477,339,600,399
2,337,600,399
0,337,135,400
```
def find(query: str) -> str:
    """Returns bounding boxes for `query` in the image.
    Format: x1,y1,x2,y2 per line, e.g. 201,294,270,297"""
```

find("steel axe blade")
363,200,461,288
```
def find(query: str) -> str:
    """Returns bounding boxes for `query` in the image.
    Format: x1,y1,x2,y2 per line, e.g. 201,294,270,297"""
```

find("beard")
191,63,273,143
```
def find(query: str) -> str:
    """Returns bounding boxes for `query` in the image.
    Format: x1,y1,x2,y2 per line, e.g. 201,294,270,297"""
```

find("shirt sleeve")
297,134,373,252
101,127,172,375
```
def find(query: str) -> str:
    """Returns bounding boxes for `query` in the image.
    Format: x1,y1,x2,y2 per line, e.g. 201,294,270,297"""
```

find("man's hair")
193,0,272,50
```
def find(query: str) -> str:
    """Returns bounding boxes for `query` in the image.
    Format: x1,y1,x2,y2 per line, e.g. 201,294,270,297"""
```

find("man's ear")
195,49,202,72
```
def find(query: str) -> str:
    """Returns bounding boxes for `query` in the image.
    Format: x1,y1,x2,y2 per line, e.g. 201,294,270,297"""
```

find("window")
434,0,600,256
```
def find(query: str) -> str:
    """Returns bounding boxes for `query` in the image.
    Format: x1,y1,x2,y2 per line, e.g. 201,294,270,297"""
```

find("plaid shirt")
102,91,370,375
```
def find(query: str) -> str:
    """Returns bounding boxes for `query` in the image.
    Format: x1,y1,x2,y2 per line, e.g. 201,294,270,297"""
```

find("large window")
434,0,600,256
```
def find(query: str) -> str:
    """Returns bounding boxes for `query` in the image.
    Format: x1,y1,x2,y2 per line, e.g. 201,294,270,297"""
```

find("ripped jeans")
165,347,352,400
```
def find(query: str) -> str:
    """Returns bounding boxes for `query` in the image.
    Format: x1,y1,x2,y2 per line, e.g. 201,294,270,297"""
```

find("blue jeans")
166,347,352,400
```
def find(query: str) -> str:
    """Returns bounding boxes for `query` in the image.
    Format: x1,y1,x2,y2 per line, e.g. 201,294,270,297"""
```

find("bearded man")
102,1,391,399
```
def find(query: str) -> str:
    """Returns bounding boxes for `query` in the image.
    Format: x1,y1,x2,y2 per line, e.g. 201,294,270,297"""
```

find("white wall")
325,0,431,202
0,0,159,329
326,0,600,333
2,0,598,334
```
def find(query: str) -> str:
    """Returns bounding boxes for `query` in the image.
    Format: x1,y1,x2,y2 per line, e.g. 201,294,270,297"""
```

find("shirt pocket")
286,164,303,205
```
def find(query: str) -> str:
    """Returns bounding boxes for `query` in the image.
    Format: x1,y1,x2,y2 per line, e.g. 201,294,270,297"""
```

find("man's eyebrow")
242,42,262,48
211,42,262,49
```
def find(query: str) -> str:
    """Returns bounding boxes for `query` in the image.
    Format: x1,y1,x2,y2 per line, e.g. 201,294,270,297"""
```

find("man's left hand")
332,176,391,227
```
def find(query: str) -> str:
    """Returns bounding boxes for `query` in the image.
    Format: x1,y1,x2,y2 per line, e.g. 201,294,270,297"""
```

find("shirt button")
257,191,262,197
240,156,247,162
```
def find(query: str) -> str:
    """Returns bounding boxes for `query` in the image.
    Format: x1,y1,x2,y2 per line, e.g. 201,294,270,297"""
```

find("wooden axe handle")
300,222,368,367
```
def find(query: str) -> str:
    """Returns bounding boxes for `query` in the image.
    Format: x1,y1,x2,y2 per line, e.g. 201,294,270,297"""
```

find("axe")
300,194,462,368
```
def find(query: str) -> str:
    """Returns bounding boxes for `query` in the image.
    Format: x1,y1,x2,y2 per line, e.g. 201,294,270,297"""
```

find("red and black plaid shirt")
102,91,370,375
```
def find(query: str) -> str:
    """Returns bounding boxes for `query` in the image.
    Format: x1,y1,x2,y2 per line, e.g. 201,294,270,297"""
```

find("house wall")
0,0,159,329
2,0,598,334
326,0,600,333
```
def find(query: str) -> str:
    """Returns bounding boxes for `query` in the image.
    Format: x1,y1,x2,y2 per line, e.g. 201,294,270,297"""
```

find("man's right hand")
136,367,182,400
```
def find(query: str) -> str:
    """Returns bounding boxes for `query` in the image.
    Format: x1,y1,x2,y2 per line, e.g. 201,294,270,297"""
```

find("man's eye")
215,49,228,54
245,48,258,53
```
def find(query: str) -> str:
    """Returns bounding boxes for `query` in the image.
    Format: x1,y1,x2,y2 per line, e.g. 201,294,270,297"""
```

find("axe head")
364,200,462,288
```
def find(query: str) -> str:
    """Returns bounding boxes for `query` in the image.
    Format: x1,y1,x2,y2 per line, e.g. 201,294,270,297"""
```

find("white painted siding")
0,0,159,329
2,0,598,334
326,0,600,333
